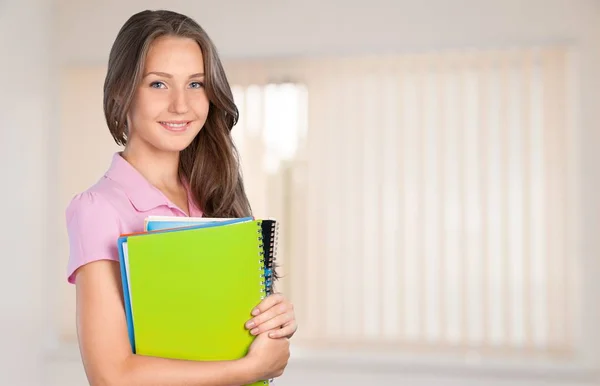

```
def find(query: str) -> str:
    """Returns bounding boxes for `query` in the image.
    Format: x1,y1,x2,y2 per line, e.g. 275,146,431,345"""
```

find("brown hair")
103,9,252,218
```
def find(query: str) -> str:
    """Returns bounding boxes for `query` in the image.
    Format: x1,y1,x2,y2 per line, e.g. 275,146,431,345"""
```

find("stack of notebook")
117,216,279,386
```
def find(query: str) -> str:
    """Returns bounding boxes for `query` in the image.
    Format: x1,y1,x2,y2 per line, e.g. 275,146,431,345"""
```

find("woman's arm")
75,260,289,386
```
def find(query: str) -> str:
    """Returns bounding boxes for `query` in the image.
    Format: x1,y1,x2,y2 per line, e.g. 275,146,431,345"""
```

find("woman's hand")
245,293,298,339
244,331,290,381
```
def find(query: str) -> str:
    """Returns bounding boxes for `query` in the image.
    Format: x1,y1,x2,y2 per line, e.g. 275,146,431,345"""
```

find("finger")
246,308,278,330
268,322,297,339
251,293,285,316
246,301,291,329
249,313,293,336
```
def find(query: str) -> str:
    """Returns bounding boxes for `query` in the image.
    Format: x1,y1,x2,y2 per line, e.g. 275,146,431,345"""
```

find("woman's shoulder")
65,180,127,284
65,179,121,222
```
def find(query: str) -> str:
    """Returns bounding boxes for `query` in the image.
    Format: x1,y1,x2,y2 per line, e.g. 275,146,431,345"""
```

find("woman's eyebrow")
144,71,205,79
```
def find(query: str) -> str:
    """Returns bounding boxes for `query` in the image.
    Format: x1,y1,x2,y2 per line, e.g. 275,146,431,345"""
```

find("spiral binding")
271,221,279,292
266,220,278,296
257,219,279,385
257,223,266,301
258,219,278,297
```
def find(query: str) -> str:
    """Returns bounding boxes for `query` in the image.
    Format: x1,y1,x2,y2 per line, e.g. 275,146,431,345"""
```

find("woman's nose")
169,89,189,114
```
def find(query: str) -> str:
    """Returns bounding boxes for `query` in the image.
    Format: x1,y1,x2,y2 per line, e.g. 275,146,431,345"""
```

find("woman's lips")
159,121,191,132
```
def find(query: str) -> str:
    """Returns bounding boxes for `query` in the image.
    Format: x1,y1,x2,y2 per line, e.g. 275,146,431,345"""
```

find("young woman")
65,9,297,385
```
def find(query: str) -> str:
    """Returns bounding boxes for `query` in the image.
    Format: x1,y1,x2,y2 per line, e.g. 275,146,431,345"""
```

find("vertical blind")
225,47,578,356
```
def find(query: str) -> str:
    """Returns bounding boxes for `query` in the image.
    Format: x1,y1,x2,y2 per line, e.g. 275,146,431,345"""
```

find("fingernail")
268,332,276,338
246,321,255,329
251,328,259,335
252,308,260,316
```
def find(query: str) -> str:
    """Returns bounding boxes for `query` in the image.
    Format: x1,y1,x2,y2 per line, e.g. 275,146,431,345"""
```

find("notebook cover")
145,216,253,232
117,237,135,353
145,217,278,295
118,218,258,354
124,220,268,384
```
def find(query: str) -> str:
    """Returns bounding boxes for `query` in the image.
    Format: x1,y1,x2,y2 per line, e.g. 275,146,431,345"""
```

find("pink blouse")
65,152,203,284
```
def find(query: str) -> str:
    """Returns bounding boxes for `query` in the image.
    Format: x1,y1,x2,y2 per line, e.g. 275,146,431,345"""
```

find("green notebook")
119,219,274,385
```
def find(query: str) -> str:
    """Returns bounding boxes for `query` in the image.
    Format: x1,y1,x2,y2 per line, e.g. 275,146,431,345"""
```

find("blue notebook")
144,216,253,231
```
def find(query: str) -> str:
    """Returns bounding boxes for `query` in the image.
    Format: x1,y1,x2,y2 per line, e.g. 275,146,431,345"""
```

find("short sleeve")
65,191,122,284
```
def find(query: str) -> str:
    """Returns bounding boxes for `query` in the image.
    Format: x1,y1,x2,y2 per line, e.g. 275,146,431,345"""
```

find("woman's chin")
157,131,200,151
153,137,196,153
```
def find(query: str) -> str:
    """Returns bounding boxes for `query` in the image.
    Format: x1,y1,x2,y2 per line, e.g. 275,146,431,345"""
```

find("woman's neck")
121,143,182,191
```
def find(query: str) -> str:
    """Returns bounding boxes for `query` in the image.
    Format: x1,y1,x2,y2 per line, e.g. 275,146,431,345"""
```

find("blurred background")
2,0,600,385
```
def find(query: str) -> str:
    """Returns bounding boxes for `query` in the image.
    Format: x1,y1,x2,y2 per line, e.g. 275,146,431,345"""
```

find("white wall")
0,0,55,385
1,0,597,385
58,0,598,62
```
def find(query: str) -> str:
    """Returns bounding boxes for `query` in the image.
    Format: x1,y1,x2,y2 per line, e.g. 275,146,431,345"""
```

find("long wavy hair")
103,9,252,218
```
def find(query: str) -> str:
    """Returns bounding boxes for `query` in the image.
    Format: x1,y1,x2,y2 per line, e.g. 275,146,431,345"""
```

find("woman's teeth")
161,122,187,127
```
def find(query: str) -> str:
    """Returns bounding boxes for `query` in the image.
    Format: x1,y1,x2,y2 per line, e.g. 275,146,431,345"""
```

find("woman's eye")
190,81,204,89
150,81,166,89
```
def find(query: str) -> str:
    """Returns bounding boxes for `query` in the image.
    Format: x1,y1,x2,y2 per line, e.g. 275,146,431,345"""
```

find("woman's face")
126,35,209,153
